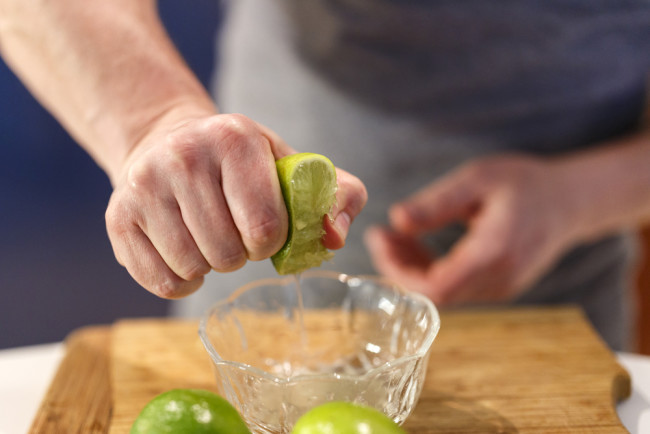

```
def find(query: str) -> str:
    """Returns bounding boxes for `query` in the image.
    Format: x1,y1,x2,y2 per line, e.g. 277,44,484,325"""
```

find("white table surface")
0,343,648,434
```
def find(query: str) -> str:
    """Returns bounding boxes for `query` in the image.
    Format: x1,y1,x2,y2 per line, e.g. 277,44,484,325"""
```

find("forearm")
0,0,216,181
556,122,650,243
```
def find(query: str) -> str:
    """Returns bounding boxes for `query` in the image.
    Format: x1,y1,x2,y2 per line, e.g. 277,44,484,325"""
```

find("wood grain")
29,306,632,433
402,308,630,433
108,320,215,434
28,326,111,434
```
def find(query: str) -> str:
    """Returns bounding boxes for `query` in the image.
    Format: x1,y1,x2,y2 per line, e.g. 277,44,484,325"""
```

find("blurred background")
0,0,221,349
0,1,648,354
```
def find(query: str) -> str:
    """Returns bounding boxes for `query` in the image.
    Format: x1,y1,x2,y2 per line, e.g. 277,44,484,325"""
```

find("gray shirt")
174,0,650,350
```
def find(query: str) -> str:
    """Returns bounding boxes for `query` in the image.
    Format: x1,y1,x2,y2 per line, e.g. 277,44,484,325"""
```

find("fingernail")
333,211,351,239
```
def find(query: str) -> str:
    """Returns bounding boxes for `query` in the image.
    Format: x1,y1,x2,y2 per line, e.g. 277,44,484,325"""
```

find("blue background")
0,1,221,349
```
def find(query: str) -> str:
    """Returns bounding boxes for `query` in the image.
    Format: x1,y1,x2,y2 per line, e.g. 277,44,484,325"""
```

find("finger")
257,122,297,159
390,167,482,235
322,168,368,249
107,219,204,299
139,195,213,282
364,225,434,294
218,123,288,260
425,206,515,305
174,172,248,272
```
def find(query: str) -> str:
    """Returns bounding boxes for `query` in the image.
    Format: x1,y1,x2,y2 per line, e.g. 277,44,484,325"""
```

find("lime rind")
272,153,337,275
292,401,406,434
130,389,250,434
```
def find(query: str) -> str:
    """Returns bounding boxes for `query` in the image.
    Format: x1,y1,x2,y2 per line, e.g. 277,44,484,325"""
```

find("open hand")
365,154,576,306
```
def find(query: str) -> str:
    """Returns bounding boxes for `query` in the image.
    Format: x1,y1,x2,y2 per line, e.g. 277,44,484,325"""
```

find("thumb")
390,168,482,235
322,168,368,249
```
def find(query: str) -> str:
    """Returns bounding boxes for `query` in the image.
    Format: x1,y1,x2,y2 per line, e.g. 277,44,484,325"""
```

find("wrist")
105,100,217,185
550,132,650,245
547,156,594,246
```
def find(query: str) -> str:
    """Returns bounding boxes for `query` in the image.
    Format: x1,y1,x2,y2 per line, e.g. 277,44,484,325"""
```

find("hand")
364,154,577,306
106,110,367,299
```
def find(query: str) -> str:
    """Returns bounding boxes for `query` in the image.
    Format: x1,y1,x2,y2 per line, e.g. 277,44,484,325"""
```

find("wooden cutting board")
29,306,631,433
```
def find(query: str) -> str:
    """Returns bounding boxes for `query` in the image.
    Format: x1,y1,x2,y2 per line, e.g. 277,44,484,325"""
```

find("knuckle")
125,140,206,193
178,259,211,281
242,217,285,259
105,199,135,240
164,135,204,175
213,114,265,155
212,250,247,273
220,113,256,131
171,237,211,280
104,201,123,233
133,259,203,299
216,113,257,140
151,278,183,299
125,158,158,194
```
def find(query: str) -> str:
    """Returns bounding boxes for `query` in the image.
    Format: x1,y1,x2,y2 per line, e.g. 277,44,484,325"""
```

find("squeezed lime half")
271,153,337,275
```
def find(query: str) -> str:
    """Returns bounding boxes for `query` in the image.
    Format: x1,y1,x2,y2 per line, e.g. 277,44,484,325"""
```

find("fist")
106,113,367,299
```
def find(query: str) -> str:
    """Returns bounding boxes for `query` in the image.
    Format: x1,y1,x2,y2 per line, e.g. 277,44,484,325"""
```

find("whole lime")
292,402,406,434
130,389,250,434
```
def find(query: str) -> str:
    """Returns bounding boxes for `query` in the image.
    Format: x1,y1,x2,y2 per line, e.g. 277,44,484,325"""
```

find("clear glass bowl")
198,270,440,434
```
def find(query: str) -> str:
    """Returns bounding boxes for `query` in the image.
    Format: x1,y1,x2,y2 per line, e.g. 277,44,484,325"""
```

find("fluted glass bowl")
198,270,440,434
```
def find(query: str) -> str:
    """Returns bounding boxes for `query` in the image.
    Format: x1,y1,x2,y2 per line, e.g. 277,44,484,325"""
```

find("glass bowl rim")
198,270,441,384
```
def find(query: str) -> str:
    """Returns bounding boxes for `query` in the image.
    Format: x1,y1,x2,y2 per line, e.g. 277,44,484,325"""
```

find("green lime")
291,402,406,434
272,153,337,275
130,389,250,434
